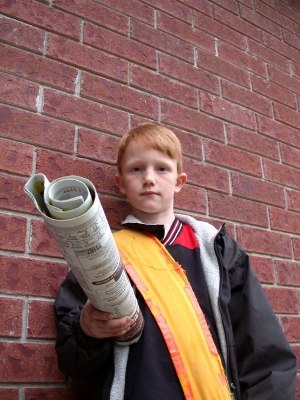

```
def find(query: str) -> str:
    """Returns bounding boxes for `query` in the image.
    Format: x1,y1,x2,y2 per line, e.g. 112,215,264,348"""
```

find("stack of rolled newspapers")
24,174,144,345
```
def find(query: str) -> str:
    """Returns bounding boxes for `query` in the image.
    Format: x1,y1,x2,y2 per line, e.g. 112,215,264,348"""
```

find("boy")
55,123,297,400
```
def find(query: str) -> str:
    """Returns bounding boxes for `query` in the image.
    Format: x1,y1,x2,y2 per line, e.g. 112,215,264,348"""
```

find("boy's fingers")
90,309,113,321
97,317,133,333
80,301,135,338
98,317,133,336
83,301,111,320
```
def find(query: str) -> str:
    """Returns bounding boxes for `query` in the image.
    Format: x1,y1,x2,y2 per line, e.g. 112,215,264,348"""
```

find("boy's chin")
133,208,172,222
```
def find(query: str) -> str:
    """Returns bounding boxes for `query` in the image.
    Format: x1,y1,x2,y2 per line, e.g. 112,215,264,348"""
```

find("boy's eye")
157,166,167,172
132,167,142,172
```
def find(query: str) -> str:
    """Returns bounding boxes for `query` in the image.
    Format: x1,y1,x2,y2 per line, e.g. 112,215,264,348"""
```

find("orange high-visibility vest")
114,228,232,400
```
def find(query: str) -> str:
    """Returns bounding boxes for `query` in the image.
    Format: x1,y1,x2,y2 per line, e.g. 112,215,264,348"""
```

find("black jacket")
54,218,297,399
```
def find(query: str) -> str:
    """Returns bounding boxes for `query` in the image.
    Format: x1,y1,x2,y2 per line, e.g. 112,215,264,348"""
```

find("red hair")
117,123,183,173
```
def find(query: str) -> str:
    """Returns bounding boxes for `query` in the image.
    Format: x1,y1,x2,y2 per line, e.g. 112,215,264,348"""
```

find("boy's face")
115,141,187,225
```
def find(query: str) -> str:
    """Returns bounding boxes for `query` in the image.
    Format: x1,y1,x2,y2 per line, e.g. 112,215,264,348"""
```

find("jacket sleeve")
54,270,113,380
220,234,297,400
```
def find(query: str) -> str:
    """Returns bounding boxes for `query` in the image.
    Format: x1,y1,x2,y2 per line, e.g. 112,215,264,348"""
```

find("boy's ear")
115,174,127,195
174,173,187,193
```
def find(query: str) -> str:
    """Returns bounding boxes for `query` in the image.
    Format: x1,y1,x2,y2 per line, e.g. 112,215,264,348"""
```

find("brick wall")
1,0,300,398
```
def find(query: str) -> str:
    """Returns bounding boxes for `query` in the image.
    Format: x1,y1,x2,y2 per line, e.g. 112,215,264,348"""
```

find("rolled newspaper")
24,174,144,345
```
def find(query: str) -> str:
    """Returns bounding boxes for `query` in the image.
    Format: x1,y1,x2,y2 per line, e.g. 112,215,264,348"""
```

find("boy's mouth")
140,191,158,196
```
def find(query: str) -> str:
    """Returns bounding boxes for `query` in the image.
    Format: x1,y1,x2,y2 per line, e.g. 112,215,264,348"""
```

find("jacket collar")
122,215,165,240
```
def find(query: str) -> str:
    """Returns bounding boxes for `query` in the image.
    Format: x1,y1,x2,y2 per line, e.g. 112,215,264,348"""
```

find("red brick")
159,53,219,95
252,75,297,109
204,139,262,176
287,189,300,212
30,219,62,258
208,191,268,227
27,300,56,339
256,1,294,31
227,125,279,160
25,386,95,400
175,184,206,214
214,5,261,42
131,19,194,63
194,11,246,49
281,143,300,169
240,4,281,38
270,206,300,235
0,105,75,153
47,34,128,82
0,255,68,298
0,174,37,214
262,31,300,64
0,297,23,337
178,0,212,15
257,115,300,148
291,345,300,372
238,0,256,8
274,102,300,131
201,93,256,130
92,0,154,23
184,158,230,193
43,88,128,136
264,287,299,314
81,72,159,118
84,23,156,70
278,1,300,21
0,72,39,111
78,128,119,164
293,237,300,261
222,80,272,116
0,214,27,252
0,43,77,92
157,12,214,53
1,0,80,39
212,0,239,14
131,64,198,109
130,114,155,128
283,30,300,51
264,159,300,190
282,316,300,342
0,342,65,382
0,388,18,400
0,16,44,53
291,60,300,79
276,260,300,287
161,100,225,141
36,149,120,196
53,0,129,34
130,116,204,160
0,138,33,176
197,48,250,88
236,225,292,257
219,41,267,78
172,127,203,160
140,0,192,22
250,255,275,284
268,65,300,94
247,39,289,72
99,196,132,230
232,173,285,207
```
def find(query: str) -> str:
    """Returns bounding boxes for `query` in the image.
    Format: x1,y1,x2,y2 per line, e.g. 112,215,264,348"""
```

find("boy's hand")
79,300,134,339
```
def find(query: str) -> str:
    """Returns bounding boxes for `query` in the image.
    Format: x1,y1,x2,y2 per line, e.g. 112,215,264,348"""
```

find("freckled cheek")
124,178,140,191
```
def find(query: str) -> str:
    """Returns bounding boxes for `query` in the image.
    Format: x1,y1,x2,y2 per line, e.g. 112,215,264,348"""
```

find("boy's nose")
143,170,155,185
